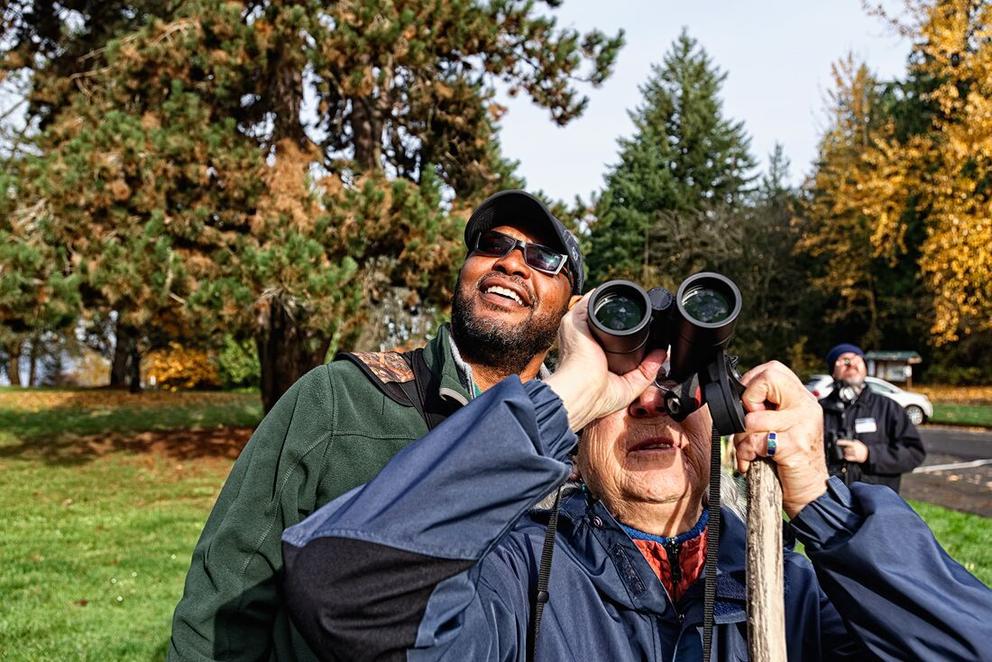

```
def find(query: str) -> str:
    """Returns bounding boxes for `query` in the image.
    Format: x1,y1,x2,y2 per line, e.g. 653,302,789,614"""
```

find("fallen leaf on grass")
0,389,256,413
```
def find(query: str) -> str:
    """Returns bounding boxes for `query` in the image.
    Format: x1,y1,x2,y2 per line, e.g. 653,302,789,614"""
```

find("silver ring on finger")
767,431,778,457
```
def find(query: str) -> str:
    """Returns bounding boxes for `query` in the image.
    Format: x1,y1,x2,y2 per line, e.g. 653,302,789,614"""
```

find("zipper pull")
664,540,682,584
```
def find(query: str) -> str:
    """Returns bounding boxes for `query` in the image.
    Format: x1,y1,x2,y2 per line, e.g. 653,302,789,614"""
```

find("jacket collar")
422,324,472,406
555,487,757,624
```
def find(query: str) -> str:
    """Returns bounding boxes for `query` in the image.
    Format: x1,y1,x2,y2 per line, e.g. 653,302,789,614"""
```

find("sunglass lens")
525,245,565,273
476,231,515,256
475,230,566,275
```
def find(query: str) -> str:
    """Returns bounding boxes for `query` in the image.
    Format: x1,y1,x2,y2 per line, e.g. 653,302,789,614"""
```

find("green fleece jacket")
168,326,471,661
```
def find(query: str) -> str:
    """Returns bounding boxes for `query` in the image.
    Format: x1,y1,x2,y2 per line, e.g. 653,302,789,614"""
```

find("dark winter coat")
821,386,926,493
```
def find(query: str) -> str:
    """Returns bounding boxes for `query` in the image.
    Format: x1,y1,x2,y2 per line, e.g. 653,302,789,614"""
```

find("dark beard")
450,276,566,376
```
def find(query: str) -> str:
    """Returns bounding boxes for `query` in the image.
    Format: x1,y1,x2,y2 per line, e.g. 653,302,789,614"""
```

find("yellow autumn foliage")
915,384,992,405
797,56,886,344
144,342,220,390
859,0,992,344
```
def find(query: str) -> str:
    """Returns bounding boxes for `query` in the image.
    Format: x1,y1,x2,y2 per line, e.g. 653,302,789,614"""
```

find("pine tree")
0,155,80,386
6,1,624,409
727,145,817,370
587,29,756,286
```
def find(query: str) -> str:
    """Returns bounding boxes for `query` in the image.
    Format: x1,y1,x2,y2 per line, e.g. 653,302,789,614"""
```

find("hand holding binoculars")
586,272,747,436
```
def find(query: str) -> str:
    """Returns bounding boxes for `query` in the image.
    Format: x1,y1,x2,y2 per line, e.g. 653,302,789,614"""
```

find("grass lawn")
909,501,992,585
930,402,992,427
916,385,992,427
0,388,988,659
0,389,261,660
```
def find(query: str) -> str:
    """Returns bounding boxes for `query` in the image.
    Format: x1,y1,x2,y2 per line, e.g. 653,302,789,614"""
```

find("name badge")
855,417,877,434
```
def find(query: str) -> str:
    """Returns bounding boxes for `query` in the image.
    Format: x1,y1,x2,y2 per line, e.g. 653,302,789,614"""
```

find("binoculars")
824,430,850,464
586,272,746,434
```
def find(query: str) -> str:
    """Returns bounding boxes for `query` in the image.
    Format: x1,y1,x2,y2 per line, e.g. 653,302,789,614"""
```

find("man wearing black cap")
819,343,925,494
168,190,583,661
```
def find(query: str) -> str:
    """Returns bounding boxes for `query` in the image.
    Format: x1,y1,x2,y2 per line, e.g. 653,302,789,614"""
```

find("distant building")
865,351,922,387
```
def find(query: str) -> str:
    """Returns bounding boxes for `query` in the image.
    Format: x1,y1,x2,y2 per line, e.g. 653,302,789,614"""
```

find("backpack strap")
334,348,454,431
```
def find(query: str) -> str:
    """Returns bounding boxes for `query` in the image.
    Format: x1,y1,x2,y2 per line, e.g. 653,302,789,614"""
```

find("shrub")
216,336,259,389
144,342,220,390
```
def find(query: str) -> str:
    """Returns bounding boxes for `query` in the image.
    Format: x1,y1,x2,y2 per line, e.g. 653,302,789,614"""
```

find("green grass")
908,500,992,585
930,402,992,427
0,389,261,660
0,448,226,660
0,391,261,442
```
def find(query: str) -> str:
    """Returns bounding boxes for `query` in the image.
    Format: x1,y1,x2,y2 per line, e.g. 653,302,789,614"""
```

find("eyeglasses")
838,357,862,367
473,230,570,279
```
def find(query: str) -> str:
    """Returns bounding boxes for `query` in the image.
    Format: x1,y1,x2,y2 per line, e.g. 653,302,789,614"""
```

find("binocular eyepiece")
586,272,745,434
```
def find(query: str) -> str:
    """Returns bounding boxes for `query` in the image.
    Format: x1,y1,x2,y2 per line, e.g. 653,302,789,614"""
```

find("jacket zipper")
654,540,686,657
664,539,682,585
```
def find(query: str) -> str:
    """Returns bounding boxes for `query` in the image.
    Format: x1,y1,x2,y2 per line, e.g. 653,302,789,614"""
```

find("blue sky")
496,1,912,202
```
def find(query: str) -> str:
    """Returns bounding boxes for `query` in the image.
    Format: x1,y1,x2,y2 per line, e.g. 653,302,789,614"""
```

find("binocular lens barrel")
667,273,742,382
588,273,742,380
587,281,652,374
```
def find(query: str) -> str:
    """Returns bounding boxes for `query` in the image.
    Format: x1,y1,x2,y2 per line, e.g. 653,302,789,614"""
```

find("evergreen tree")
730,145,816,372
587,29,756,286
0,155,80,387
6,1,624,410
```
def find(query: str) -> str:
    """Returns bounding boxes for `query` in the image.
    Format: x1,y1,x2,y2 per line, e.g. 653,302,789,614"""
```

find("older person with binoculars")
281,289,992,661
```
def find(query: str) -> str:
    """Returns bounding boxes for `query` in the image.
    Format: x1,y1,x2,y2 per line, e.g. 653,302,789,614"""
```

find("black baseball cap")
464,190,585,295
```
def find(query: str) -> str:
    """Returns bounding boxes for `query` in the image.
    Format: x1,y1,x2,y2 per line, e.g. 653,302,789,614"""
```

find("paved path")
901,425,992,517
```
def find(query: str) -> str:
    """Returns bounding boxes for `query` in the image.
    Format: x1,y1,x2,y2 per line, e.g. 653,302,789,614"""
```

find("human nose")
628,385,667,419
491,241,532,279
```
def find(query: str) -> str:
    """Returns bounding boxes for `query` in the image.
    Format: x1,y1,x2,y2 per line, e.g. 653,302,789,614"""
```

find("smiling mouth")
483,284,525,306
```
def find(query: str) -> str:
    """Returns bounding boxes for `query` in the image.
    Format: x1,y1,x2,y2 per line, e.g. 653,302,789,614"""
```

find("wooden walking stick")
746,457,787,661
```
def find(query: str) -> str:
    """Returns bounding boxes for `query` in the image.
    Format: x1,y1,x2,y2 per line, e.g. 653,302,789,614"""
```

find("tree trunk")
111,324,131,388
4,339,22,386
350,96,382,171
271,45,305,147
128,339,142,393
256,294,331,413
27,337,39,387
110,322,143,391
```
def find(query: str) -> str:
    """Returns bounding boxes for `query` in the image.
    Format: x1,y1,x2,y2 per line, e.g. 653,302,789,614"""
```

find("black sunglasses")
473,230,570,278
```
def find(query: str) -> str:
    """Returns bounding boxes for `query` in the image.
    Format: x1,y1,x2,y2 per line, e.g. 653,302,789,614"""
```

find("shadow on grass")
0,388,262,467
152,637,171,661
0,422,255,466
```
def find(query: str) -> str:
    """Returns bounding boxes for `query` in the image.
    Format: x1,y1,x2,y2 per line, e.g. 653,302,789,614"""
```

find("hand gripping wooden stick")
746,458,787,661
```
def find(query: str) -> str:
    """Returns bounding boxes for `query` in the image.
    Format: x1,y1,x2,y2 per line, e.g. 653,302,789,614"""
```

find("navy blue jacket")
282,377,992,661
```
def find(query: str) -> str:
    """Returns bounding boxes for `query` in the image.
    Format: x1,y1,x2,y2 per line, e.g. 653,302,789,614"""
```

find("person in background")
819,343,925,493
